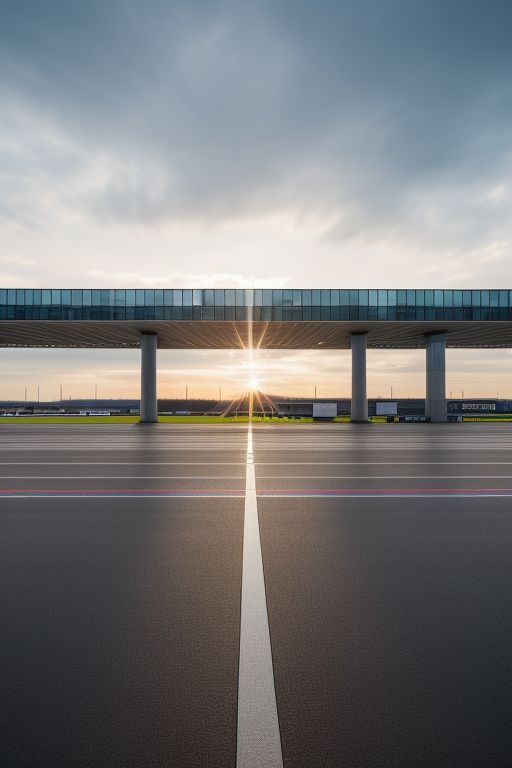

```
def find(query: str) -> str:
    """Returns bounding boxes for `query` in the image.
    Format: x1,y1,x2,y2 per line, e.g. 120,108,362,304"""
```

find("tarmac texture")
1,423,512,767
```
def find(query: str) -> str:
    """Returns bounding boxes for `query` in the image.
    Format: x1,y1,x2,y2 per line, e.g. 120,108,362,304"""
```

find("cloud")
87,269,290,288
0,252,36,267
1,0,512,255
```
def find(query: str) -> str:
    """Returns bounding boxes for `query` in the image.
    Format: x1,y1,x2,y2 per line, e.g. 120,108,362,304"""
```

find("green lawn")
4,414,509,425
0,414,318,424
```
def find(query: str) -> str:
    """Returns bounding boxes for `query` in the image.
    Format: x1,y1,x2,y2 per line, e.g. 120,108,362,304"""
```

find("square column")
140,333,158,423
351,333,368,422
425,332,447,422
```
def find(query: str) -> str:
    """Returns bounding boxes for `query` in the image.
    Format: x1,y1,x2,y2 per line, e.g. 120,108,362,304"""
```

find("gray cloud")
1,0,512,249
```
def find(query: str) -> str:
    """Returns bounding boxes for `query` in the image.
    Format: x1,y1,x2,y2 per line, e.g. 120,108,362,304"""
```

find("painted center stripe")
237,427,283,767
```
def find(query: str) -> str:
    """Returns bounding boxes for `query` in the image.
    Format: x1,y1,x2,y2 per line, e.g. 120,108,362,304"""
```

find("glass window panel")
71,290,82,306
499,290,508,307
225,289,235,306
397,290,406,305
388,290,397,306
82,290,91,306
115,290,125,306
136,289,145,306
204,289,214,306
472,290,480,306
378,290,387,306
16,289,25,304
490,290,499,307
91,290,102,306
143,290,155,306
453,290,462,307
61,290,71,305
406,290,415,305
339,289,349,305
273,290,282,306
293,290,302,306
182,290,193,306
155,289,163,306
416,290,424,306
25,289,33,305
369,289,378,306
237,289,247,306
302,290,312,306
358,289,368,306
463,290,472,306
214,290,225,306
321,290,330,306
424,290,433,306
283,289,293,306
481,290,489,306
0,289,6,304
42,289,51,305
443,290,453,307
126,290,136,306
173,290,182,306
261,289,272,305
349,290,358,306
193,289,202,306
312,290,320,305
51,289,61,305
434,290,443,306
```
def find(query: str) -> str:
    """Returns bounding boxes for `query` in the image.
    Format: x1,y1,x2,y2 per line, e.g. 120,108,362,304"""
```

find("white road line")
0,462,246,466
258,493,512,498
255,461,512,465
237,427,283,768
0,495,242,499
256,475,512,480
0,475,246,480
15,473,512,480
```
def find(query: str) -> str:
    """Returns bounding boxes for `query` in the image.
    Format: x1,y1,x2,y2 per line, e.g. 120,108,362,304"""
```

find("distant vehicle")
79,410,111,416
313,402,337,420
175,410,190,415
376,401,398,416
400,415,431,423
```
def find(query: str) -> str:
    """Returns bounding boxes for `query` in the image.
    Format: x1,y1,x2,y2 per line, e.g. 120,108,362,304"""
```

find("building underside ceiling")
2,320,512,349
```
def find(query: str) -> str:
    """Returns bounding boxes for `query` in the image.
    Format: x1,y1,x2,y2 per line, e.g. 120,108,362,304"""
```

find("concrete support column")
425,333,447,422
140,333,158,423
351,333,368,423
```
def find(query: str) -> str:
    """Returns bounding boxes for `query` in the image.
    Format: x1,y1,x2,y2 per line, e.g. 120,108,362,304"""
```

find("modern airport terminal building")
2,287,512,423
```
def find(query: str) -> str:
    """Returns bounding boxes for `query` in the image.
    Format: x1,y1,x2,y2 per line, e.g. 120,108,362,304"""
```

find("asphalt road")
1,423,512,767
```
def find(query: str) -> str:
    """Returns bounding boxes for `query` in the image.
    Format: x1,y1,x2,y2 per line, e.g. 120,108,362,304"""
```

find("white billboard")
313,402,337,418
376,401,397,416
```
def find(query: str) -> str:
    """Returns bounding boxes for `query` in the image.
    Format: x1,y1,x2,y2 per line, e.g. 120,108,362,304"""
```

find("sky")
1,0,512,400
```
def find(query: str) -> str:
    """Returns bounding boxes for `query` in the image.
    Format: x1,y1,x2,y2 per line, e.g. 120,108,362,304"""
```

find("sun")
249,377,260,391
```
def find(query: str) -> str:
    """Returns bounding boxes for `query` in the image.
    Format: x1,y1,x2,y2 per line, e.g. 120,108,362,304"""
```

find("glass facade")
1,289,512,322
